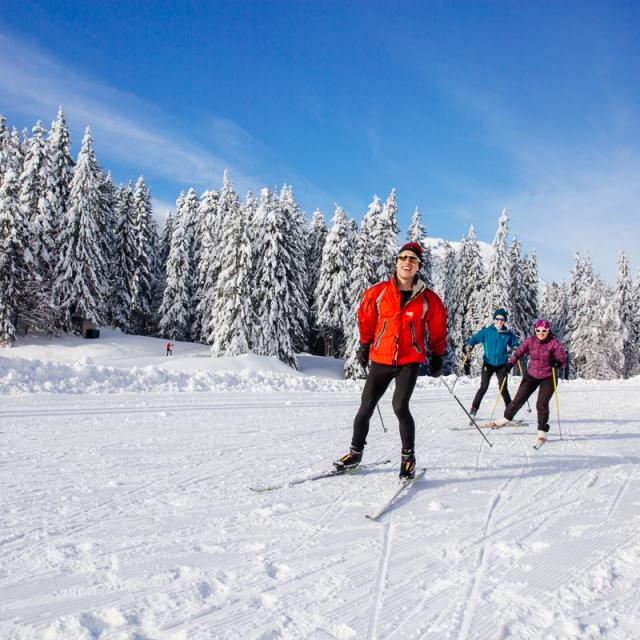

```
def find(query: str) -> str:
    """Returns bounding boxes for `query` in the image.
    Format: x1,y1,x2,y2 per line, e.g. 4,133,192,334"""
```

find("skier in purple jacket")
493,319,566,444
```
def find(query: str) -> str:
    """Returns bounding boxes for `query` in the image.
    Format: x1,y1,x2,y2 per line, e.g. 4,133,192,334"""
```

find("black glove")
429,354,443,378
356,344,370,368
505,362,514,373
464,344,473,355
551,360,562,369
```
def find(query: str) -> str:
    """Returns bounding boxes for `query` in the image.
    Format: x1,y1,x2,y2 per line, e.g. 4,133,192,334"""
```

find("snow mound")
0,355,364,395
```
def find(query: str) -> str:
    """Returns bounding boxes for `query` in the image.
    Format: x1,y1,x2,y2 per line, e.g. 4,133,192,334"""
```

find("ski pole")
375,403,388,433
364,363,387,433
490,374,508,419
517,360,532,413
451,351,469,392
440,378,492,447
552,366,562,440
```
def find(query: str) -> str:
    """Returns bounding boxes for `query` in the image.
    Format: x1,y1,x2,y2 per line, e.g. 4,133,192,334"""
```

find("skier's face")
535,328,549,340
396,254,419,279
493,316,505,329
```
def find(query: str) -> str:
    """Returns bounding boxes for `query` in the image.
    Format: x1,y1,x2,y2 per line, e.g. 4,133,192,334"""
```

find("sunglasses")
397,255,419,264
494,317,505,322
535,328,549,334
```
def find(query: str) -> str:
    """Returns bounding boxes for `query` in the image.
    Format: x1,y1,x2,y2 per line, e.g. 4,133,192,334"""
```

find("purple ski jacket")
509,333,567,380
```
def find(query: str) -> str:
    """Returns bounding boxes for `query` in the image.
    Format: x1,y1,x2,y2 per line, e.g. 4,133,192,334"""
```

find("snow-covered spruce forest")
1,110,639,380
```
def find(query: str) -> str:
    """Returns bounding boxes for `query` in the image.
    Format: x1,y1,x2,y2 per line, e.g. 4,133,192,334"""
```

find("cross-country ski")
366,468,427,521
249,459,392,492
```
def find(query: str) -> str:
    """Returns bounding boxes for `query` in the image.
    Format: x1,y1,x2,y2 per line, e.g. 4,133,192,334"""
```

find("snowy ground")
1,331,640,639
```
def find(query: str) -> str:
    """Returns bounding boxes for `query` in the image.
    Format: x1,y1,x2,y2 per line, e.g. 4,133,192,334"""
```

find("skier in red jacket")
334,242,447,479
166,342,173,356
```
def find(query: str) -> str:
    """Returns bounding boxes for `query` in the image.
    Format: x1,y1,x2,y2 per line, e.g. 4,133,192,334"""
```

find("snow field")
1,332,640,638
1,380,640,639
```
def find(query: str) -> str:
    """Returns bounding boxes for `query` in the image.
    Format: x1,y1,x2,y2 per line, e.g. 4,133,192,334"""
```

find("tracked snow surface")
1,330,639,639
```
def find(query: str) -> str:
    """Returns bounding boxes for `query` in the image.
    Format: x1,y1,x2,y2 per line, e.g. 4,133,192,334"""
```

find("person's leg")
471,363,493,412
536,377,555,432
505,375,540,421
351,363,396,451
391,363,420,450
496,364,512,406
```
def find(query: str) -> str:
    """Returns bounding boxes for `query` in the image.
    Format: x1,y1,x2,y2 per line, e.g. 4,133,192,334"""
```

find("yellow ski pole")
517,360,532,413
490,373,508,419
552,366,562,440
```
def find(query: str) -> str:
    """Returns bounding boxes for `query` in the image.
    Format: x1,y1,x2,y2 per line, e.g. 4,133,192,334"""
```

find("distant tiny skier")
166,342,173,356
465,308,519,420
492,319,566,446
334,242,447,479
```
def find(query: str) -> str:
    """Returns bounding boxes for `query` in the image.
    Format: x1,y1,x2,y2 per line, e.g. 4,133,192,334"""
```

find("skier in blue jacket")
465,308,519,419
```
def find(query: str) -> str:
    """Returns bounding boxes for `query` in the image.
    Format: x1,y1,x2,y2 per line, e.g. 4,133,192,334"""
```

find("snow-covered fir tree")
315,206,354,358
252,188,298,367
8,128,24,178
130,176,157,333
158,188,199,340
376,189,400,279
19,122,49,270
0,115,9,181
192,188,220,342
632,267,640,376
366,192,398,282
460,227,486,374
406,206,433,288
305,209,327,355
53,127,108,328
520,251,539,334
109,183,137,331
614,249,635,377
40,108,74,282
540,281,570,349
207,193,254,356
483,209,510,322
441,241,460,374
278,184,309,352
507,237,526,340
0,167,31,343
344,208,379,378
569,255,621,379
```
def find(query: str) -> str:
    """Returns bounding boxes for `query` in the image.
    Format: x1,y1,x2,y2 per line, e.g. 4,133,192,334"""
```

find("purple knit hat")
535,319,551,330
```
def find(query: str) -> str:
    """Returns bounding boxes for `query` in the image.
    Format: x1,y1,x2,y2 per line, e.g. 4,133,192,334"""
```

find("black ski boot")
334,447,363,472
469,408,477,425
399,449,416,480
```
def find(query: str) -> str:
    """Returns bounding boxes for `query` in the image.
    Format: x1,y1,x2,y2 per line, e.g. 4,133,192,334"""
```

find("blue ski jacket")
466,324,519,366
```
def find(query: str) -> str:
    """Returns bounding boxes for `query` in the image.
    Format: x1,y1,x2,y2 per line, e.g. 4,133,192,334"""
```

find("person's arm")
357,286,379,346
467,327,484,348
424,290,447,357
509,337,530,365
552,340,567,368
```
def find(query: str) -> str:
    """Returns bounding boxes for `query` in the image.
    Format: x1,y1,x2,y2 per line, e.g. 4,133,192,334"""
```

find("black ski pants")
505,374,555,431
471,362,511,412
351,362,420,452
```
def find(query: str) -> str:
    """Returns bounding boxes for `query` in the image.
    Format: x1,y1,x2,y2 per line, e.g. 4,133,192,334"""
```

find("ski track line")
366,518,393,640
455,475,512,640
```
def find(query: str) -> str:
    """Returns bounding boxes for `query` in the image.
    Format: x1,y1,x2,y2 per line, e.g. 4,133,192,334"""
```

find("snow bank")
0,355,365,395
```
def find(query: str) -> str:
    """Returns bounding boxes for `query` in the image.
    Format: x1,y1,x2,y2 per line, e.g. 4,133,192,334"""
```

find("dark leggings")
505,374,555,431
471,362,511,411
351,362,420,451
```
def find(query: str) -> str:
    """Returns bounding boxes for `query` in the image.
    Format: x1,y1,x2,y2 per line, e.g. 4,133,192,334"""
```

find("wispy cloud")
427,72,640,281
0,32,333,213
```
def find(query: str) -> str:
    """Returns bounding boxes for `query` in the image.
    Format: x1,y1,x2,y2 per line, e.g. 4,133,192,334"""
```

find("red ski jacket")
358,276,447,366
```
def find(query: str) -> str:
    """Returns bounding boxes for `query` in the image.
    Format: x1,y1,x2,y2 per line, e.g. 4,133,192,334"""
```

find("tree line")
1,110,638,380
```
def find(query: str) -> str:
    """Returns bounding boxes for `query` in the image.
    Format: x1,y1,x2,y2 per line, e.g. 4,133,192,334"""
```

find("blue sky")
1,1,639,282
